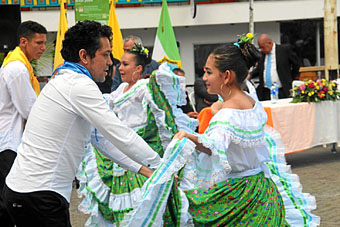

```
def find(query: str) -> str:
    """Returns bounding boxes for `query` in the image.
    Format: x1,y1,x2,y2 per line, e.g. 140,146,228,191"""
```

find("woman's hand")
187,112,198,119
174,173,181,188
138,166,154,178
173,130,187,140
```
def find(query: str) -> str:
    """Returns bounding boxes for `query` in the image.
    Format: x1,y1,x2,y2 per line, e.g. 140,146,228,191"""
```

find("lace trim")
179,135,231,189
206,122,267,148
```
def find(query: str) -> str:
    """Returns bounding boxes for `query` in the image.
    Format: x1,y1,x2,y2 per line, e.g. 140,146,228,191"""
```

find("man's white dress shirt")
0,61,37,152
263,43,282,88
6,68,160,202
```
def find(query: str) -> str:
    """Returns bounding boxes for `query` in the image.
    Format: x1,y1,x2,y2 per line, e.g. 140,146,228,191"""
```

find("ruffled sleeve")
180,125,232,190
155,63,187,106
181,102,268,190
153,63,198,132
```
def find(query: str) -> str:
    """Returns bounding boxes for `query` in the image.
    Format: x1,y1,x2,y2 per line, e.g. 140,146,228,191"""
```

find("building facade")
1,0,333,84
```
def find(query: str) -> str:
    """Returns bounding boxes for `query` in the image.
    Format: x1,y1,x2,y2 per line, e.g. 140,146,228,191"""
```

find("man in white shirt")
3,20,160,226
250,34,300,100
0,21,47,227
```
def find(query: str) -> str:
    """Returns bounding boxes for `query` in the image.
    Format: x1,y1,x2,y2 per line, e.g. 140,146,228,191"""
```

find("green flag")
152,0,181,68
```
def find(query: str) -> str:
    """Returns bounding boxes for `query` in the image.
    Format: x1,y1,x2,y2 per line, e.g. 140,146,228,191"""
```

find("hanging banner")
75,0,109,24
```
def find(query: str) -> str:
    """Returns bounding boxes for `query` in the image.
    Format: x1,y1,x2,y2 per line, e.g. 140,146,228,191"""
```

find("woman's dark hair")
127,43,151,70
211,42,260,85
17,21,47,41
61,20,112,63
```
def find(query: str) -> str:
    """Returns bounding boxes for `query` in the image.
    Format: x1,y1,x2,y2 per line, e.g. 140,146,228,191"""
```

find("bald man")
250,34,300,101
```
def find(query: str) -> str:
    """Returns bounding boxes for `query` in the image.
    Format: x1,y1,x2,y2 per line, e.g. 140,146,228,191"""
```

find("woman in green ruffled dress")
77,43,197,226
172,40,320,226
123,38,320,227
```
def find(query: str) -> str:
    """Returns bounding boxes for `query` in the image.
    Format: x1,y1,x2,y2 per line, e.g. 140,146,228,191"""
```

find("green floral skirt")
185,172,289,226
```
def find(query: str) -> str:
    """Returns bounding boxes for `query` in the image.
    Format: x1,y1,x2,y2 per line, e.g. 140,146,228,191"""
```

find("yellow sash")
2,46,40,96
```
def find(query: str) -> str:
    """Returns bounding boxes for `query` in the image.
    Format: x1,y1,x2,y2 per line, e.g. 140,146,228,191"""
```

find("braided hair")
211,33,261,85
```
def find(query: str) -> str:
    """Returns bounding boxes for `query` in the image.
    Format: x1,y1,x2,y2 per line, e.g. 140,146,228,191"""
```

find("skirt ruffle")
77,145,146,226
264,126,320,227
121,138,196,226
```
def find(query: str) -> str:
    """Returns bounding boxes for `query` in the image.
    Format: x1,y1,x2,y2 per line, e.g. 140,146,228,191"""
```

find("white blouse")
181,91,271,189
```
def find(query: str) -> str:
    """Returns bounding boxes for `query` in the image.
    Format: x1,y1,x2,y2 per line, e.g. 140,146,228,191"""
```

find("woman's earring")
132,72,138,83
227,84,232,98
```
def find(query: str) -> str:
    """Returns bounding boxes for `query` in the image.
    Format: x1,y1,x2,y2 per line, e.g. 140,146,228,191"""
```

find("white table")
261,99,340,153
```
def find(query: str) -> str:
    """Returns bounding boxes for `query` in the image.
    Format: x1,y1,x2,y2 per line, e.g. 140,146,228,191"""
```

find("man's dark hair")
61,20,113,63
172,68,185,75
17,21,47,41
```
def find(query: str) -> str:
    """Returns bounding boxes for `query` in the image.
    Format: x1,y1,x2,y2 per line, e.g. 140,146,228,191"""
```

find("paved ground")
69,145,340,226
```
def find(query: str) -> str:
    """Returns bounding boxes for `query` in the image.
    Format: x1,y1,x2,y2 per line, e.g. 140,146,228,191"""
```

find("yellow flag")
53,0,68,70
108,0,124,60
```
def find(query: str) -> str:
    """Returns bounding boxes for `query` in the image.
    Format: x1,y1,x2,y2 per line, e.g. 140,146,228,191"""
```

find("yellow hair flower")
246,33,254,39
236,33,255,45
308,93,312,96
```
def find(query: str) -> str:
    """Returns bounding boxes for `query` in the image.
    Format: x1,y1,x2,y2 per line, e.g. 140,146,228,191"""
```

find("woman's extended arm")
173,130,212,155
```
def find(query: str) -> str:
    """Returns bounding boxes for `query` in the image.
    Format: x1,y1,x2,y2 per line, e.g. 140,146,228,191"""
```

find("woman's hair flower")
235,33,255,46
131,43,149,57
246,33,254,39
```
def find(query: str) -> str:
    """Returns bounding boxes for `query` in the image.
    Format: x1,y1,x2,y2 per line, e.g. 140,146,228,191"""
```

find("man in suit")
250,34,300,101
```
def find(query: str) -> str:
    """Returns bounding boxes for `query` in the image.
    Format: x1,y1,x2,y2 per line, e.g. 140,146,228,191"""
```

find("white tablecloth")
261,99,340,153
